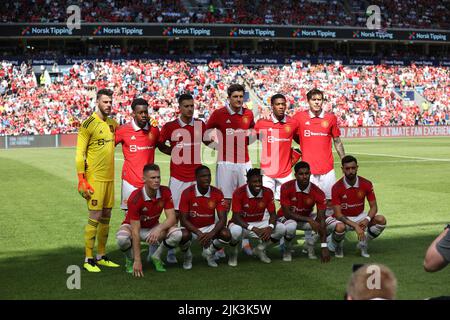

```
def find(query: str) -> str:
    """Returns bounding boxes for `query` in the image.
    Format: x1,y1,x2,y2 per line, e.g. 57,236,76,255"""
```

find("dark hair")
342,155,358,166
131,98,149,111
143,163,160,173
246,168,262,180
195,165,210,177
96,88,113,100
294,161,310,173
270,94,286,105
306,88,324,101
178,93,194,105
227,84,245,97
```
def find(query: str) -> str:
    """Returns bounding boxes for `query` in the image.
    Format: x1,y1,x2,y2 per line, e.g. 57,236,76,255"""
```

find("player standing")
254,93,300,200
293,88,345,252
158,93,209,263
115,98,160,213
205,84,255,257
327,155,387,258
75,88,120,272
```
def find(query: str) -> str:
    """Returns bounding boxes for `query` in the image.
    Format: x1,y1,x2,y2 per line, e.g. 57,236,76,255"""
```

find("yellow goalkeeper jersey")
76,112,118,182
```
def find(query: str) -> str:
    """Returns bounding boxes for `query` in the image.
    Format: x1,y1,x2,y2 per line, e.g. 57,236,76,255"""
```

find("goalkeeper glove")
77,173,94,200
291,148,302,167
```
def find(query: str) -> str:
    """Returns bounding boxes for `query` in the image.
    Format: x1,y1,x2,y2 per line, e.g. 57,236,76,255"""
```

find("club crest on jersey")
357,190,365,199
304,197,313,206
285,126,291,133
91,200,97,206
321,120,329,128
242,117,249,124
258,201,265,209
208,200,216,209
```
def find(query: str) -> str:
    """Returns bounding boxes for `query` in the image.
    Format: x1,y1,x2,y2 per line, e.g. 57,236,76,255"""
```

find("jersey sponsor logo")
129,145,155,152
97,138,113,146
341,202,364,210
226,128,248,135
267,136,291,143
141,215,158,222
189,211,213,218
304,130,328,137
242,212,262,217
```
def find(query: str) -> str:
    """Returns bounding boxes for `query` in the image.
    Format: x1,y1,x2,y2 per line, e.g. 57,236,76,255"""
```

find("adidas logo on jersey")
342,195,348,199
244,204,249,208
131,135,136,140
193,203,199,207
291,197,297,201
100,130,103,134
142,207,148,212
226,119,231,124
305,121,310,125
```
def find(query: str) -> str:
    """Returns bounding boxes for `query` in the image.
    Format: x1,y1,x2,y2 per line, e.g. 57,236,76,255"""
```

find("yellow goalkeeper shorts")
87,180,114,211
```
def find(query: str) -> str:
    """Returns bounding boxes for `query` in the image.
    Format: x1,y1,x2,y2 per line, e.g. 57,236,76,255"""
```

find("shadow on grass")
0,233,449,300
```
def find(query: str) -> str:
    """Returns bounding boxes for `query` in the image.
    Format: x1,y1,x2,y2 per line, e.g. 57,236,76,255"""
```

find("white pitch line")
350,152,450,162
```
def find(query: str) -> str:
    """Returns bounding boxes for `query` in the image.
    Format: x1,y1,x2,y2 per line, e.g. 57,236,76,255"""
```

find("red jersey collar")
131,119,149,131
195,184,211,198
309,110,325,119
344,176,360,189
142,187,161,201
295,181,311,194
246,185,263,198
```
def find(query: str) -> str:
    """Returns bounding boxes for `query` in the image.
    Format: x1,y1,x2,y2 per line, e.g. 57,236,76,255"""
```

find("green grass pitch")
0,137,449,299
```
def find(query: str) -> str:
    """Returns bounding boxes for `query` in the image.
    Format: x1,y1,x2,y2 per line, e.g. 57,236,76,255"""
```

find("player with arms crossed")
76,88,120,272
178,165,231,268
116,164,177,276
279,161,330,263
228,168,286,266
158,94,209,263
327,155,387,258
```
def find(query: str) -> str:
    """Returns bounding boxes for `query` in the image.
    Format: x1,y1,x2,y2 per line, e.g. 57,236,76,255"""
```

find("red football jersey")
255,115,299,178
293,110,340,175
115,121,160,187
179,185,227,228
331,176,376,217
205,106,255,163
159,118,206,182
123,186,174,229
232,185,276,222
278,180,327,217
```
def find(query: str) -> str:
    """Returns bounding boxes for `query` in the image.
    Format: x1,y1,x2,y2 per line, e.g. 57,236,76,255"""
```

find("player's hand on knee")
146,230,160,244
261,228,272,241
355,226,366,241
309,219,320,233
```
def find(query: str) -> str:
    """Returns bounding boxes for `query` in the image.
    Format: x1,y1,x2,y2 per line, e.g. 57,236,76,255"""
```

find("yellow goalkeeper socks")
96,217,110,257
84,218,99,259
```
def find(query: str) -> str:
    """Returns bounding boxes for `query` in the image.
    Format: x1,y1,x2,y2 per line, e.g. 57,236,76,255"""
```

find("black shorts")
436,225,450,263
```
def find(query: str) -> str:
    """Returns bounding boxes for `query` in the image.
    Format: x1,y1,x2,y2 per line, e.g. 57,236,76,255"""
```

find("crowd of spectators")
0,59,448,136
0,0,447,29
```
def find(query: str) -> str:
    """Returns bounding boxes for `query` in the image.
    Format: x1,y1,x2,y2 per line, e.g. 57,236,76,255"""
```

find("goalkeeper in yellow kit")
75,89,120,272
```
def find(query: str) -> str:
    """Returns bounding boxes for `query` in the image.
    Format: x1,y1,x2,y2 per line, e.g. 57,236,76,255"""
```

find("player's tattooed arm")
180,211,201,236
316,208,328,243
333,137,345,159
231,211,250,230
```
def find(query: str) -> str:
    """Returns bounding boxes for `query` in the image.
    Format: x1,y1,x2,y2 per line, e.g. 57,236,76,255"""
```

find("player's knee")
273,223,286,239
335,223,346,233
180,229,192,244
284,220,297,238
230,225,243,242
220,228,232,242
116,231,131,250
166,228,182,247
374,215,386,225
